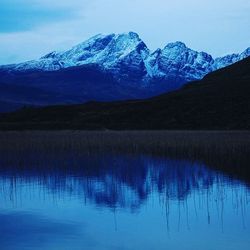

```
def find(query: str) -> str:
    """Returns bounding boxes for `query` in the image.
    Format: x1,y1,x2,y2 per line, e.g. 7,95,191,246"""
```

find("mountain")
0,56,249,130
0,32,249,112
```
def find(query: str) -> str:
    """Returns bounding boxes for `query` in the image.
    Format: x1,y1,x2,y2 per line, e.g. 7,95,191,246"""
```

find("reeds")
0,131,249,183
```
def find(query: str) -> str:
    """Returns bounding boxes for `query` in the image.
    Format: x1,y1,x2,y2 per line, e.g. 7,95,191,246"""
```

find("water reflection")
0,149,250,249
0,212,82,250
0,133,250,250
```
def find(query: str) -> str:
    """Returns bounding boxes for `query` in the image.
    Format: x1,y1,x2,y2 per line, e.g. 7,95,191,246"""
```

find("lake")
0,131,249,250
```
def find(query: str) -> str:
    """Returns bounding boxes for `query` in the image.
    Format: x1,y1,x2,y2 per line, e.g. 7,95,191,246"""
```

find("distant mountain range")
1,56,249,130
0,32,249,112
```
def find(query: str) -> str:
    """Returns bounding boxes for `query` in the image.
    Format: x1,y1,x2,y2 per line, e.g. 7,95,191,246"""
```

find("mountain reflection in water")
0,131,250,250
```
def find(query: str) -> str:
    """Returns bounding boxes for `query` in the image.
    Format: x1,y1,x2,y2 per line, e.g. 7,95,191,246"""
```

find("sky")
0,0,249,64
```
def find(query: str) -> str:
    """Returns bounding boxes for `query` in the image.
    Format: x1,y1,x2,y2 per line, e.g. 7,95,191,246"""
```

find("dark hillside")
0,57,249,130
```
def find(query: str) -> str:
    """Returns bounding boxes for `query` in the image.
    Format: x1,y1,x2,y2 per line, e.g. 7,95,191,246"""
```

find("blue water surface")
0,153,249,250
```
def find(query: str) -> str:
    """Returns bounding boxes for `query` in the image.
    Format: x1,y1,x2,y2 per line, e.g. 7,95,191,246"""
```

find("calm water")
0,144,250,249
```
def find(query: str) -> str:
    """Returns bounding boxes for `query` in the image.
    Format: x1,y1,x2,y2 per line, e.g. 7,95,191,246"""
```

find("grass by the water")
0,130,249,183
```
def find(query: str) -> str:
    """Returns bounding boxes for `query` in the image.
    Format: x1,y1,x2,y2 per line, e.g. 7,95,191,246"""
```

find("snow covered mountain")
1,32,249,87
1,32,149,82
0,32,249,112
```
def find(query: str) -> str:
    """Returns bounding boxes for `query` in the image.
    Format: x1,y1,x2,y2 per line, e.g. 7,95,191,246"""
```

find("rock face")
1,33,149,81
1,32,249,86
0,32,249,112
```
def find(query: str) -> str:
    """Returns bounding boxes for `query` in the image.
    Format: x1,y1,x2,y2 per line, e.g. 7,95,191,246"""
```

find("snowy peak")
39,32,149,72
41,34,115,60
0,32,249,90
213,47,250,70
148,41,214,82
64,32,145,61
99,32,147,57
164,41,187,50
239,47,250,60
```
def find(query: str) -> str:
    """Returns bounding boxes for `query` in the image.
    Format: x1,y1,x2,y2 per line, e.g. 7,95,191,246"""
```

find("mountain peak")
118,31,140,39
240,47,250,58
164,41,187,50
73,33,115,51
1,32,249,92
40,32,149,75
113,32,144,46
74,32,145,55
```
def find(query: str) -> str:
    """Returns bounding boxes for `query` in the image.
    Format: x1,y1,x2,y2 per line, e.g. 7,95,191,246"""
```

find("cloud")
0,0,88,33
0,0,249,64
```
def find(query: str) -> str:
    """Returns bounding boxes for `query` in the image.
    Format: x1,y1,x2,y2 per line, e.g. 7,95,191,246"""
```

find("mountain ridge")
1,32,249,81
0,32,249,112
0,56,249,130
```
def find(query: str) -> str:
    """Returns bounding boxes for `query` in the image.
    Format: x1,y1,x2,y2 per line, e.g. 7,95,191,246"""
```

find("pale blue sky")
0,0,249,64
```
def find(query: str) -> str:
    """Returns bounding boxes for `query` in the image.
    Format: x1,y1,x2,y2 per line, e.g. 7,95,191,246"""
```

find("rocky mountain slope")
0,32,249,112
1,56,249,130
2,32,249,83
